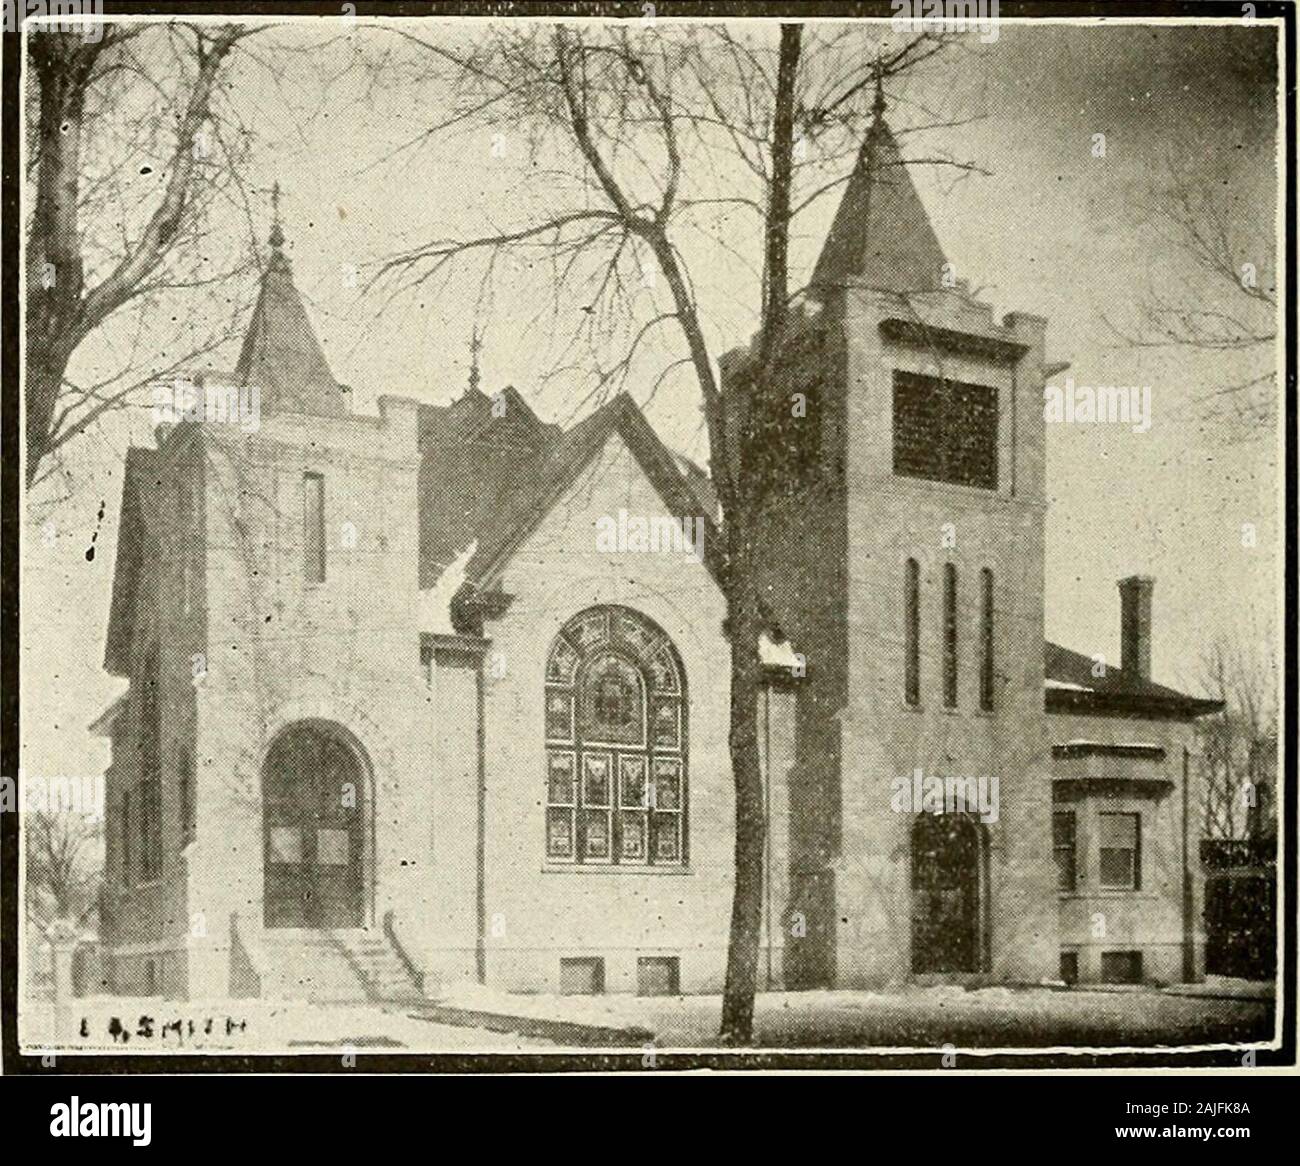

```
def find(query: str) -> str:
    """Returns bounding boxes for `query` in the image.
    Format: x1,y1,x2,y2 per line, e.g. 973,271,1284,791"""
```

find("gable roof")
1044,640,1222,720
419,391,719,597
810,115,949,296
234,239,348,417
103,446,164,677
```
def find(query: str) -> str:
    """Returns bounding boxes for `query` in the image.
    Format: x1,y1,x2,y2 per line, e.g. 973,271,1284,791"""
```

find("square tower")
730,97,1062,987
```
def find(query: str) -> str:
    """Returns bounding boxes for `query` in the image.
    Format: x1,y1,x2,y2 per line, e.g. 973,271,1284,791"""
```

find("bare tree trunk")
720,564,766,1043
719,24,801,1046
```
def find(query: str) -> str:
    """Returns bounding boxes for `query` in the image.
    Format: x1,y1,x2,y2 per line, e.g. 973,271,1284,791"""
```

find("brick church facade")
93,107,1221,1002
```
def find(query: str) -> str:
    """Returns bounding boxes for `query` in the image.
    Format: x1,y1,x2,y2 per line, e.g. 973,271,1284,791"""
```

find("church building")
92,103,1221,1003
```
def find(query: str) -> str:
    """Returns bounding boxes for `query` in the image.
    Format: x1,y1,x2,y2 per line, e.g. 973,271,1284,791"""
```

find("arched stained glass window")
545,606,686,866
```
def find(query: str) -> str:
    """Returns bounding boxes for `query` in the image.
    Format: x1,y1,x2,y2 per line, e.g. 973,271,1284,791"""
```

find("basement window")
560,957,605,996
637,956,681,997
1100,951,1143,985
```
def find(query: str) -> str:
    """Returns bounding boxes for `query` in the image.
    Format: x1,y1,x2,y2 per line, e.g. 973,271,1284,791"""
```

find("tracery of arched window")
544,606,686,866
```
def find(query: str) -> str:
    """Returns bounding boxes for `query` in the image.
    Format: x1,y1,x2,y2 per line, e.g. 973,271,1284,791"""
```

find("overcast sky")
22,15,1283,785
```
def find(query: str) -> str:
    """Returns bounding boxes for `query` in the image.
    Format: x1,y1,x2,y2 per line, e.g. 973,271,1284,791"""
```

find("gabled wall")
476,430,735,992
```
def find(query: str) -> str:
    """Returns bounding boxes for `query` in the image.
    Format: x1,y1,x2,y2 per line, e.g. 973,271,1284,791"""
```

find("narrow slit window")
179,746,196,845
1053,811,1076,892
121,788,133,886
979,568,995,711
303,472,325,583
904,558,920,705
943,563,958,708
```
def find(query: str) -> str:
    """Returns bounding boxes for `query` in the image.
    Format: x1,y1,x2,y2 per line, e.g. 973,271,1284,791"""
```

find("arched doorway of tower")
262,721,370,929
910,812,987,974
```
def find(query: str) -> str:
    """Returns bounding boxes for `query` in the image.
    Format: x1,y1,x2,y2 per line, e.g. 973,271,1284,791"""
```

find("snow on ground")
21,994,550,1055
22,980,1274,1054
437,981,1274,1051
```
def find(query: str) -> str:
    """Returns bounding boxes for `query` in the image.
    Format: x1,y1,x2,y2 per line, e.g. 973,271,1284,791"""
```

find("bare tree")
1107,148,1278,436
25,809,103,929
1197,634,1278,841
365,21,966,1043
24,22,258,493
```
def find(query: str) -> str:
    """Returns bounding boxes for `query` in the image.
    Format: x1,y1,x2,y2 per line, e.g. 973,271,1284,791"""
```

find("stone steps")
256,929,424,1003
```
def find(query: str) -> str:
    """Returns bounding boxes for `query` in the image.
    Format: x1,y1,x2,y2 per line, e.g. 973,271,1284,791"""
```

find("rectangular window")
559,957,605,996
904,559,920,705
1059,951,1079,985
1098,812,1141,890
637,956,681,997
893,371,998,490
979,568,995,711
1053,811,1077,892
1100,951,1143,984
303,472,325,583
942,563,958,708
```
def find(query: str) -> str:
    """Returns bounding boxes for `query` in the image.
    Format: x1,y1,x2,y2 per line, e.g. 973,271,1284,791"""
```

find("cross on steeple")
872,56,886,122
269,180,285,250
468,326,483,395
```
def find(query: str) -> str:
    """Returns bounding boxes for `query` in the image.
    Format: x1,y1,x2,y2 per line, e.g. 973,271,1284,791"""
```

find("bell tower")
730,78,1062,987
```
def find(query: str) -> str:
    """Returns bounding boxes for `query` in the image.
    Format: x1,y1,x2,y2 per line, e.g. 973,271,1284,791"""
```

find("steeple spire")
808,74,949,298
468,326,483,395
234,180,346,417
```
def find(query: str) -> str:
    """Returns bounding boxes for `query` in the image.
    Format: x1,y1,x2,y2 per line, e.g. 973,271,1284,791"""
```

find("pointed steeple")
809,75,949,298
234,184,347,417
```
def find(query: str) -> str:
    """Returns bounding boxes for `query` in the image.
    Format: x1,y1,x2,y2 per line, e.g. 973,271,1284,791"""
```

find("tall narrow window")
1053,811,1076,892
942,563,958,708
139,648,162,880
979,568,995,711
904,559,921,706
303,472,325,583
121,788,133,886
179,747,196,846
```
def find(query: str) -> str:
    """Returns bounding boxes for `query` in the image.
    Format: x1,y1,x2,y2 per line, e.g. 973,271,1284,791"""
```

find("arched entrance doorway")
911,813,985,974
262,723,368,929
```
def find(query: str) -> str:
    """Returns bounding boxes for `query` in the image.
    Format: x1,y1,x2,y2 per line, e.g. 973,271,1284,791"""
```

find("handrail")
383,910,425,996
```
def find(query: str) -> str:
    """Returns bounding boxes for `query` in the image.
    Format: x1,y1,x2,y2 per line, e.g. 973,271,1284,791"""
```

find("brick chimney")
1118,575,1155,683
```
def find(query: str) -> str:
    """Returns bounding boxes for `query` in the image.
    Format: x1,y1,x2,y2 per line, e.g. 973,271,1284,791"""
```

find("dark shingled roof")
234,240,348,417
1044,640,1222,719
810,115,949,296
419,390,719,593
